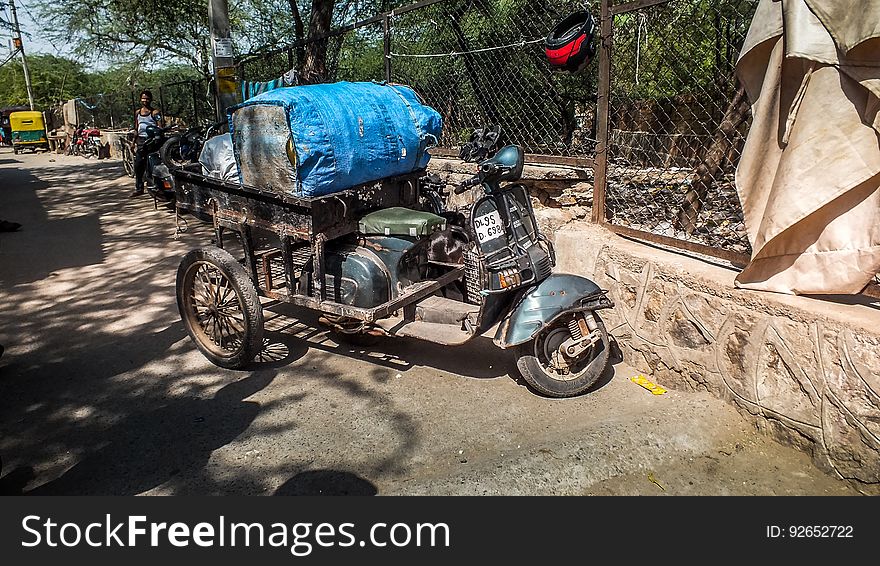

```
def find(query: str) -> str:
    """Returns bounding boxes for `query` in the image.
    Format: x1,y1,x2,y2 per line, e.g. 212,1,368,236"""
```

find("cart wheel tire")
515,312,610,398
176,246,264,369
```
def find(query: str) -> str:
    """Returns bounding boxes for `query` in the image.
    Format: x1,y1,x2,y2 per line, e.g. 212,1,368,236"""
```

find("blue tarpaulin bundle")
229,81,443,198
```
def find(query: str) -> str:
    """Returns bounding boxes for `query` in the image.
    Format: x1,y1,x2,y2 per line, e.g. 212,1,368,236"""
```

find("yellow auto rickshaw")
10,110,49,154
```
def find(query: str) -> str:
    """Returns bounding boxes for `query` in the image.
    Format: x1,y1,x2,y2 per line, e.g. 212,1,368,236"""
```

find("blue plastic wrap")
228,81,442,198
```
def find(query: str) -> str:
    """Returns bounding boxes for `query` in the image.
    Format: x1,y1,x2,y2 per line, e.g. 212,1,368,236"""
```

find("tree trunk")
675,83,750,234
302,0,335,84
287,0,306,70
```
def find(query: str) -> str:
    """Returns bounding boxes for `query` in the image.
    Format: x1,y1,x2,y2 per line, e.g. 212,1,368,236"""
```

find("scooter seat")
358,207,446,237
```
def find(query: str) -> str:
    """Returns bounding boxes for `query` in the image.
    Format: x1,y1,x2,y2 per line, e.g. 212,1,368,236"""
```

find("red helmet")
545,11,597,73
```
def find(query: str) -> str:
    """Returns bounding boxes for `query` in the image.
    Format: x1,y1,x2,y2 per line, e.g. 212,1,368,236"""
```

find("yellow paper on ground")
631,374,666,395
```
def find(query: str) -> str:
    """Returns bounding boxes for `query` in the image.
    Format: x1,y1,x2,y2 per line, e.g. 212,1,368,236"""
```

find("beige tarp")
734,0,880,294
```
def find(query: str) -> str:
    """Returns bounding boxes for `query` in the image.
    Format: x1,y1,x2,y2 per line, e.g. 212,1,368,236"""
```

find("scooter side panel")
323,247,391,308
493,273,607,348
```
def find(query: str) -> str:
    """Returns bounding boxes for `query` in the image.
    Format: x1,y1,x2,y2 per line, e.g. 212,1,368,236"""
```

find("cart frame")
173,168,464,323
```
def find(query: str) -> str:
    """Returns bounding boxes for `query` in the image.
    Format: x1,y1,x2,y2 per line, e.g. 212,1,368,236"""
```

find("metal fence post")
158,86,166,122
383,14,392,83
191,80,199,125
591,0,612,224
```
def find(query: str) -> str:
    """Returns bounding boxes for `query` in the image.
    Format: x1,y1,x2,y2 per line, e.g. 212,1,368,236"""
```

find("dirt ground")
0,147,869,496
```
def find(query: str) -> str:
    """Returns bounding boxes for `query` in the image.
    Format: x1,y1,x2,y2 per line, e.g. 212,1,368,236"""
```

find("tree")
0,54,97,109
34,0,214,75
301,0,336,82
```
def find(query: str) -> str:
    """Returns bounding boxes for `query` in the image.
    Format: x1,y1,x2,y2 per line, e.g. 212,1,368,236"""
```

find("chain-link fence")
148,78,216,128
391,0,599,160
599,0,756,262
238,20,385,87
72,91,136,130
72,78,214,131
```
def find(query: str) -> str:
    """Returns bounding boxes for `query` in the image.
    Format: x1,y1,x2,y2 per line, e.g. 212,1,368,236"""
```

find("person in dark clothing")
130,89,164,198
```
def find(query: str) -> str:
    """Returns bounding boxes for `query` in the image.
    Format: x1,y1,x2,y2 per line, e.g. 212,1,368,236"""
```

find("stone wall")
427,156,880,493
554,223,880,492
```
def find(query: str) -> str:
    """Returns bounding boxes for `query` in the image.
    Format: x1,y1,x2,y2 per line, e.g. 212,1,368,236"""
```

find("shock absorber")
568,316,583,340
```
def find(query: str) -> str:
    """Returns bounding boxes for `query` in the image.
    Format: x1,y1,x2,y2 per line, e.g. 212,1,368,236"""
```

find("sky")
3,0,74,60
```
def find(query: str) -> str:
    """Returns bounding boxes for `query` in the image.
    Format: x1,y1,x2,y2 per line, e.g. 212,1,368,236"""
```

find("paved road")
0,148,865,496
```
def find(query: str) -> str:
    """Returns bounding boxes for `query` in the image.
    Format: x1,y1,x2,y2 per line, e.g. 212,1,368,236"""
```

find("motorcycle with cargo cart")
171,142,615,398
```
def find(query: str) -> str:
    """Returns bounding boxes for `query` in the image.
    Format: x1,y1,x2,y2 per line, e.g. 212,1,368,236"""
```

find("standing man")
130,89,164,197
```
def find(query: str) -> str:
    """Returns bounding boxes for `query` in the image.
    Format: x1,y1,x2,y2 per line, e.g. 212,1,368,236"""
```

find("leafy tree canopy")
0,54,99,108
29,0,397,76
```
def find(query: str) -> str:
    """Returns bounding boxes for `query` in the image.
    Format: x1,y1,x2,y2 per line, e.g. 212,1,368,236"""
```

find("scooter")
173,142,615,398
140,125,177,205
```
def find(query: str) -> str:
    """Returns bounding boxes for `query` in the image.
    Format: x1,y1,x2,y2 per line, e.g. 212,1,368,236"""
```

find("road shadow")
260,303,518,381
0,162,111,286
0,465,36,495
0,322,281,495
27,370,279,495
274,470,377,496
0,214,105,287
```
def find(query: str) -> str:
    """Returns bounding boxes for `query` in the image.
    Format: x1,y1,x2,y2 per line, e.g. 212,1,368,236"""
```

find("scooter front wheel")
176,246,264,369
515,311,610,398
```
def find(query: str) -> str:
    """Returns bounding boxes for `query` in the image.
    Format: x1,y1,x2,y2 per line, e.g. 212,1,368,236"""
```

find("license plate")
474,209,504,244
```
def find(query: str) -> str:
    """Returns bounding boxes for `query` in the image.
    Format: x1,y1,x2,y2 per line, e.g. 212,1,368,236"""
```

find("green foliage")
34,0,212,73
0,54,98,109
335,28,384,82
610,0,753,100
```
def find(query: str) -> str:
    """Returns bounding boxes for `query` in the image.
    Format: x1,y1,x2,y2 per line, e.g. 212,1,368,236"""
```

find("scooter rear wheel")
515,312,610,398
176,246,264,369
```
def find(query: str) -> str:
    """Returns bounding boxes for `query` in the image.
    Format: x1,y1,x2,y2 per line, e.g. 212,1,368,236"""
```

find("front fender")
493,273,612,348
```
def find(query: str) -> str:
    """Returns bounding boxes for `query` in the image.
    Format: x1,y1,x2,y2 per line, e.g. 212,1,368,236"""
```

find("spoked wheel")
515,311,610,398
121,144,135,177
176,246,264,369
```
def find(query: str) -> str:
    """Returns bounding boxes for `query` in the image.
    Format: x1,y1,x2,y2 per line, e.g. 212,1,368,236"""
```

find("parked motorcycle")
140,125,177,204
173,142,615,398
67,124,102,158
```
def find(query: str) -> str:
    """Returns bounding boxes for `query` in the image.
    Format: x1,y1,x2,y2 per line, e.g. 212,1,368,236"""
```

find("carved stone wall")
553,223,880,490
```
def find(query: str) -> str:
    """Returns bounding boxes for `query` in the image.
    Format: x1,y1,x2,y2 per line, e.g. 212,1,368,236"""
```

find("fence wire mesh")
238,22,384,88
390,0,599,157
73,91,135,130
71,78,214,131
604,0,756,258
240,46,296,84
154,79,216,128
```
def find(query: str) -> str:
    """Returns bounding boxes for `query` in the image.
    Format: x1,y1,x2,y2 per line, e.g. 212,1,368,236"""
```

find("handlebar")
454,175,482,194
454,161,503,194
